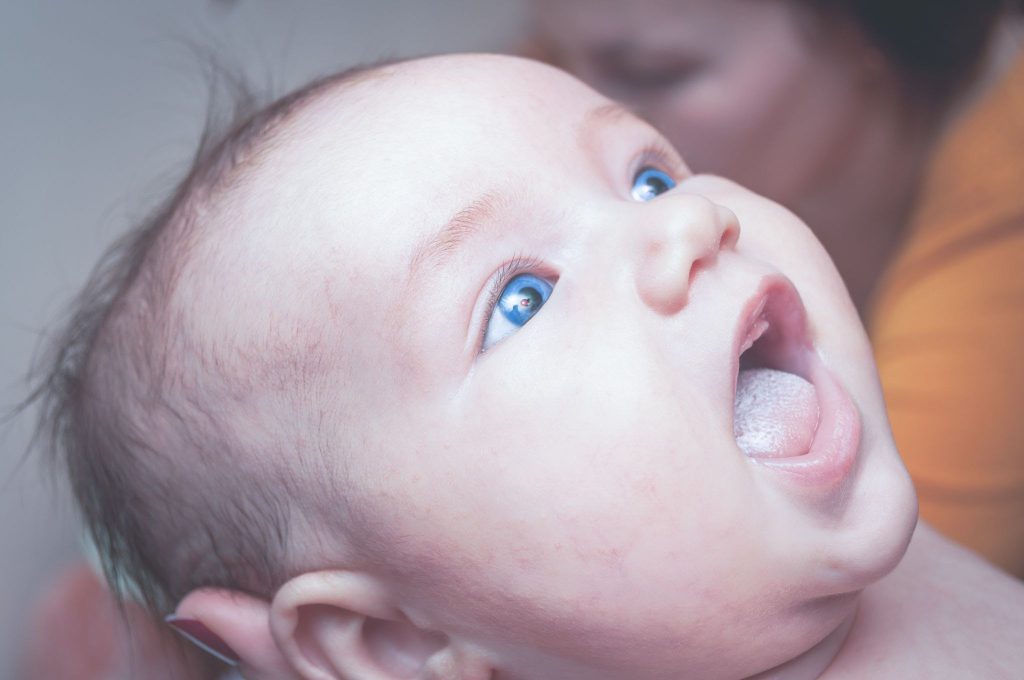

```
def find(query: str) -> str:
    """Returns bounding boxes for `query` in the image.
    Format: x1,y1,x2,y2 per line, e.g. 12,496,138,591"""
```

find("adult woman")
528,0,1024,577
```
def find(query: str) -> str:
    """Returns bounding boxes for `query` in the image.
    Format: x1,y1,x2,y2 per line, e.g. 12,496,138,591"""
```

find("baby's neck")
742,608,855,680
796,522,1024,679
745,520,1024,679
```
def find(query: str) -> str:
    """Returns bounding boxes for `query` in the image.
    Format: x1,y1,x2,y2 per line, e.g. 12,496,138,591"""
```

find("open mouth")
732,280,820,460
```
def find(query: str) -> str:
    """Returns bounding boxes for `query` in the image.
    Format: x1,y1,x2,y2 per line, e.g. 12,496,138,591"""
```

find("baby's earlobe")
165,615,240,666
172,587,299,679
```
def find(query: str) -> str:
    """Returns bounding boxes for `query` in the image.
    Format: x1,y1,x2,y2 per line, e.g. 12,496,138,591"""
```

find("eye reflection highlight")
482,273,554,351
631,166,676,201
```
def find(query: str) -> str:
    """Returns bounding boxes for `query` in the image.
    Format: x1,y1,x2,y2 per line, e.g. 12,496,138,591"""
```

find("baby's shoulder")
824,524,1024,679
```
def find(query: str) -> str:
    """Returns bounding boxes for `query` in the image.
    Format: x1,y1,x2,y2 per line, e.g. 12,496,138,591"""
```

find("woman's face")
528,0,882,210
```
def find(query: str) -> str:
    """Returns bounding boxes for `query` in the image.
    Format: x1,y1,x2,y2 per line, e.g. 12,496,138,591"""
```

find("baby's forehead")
278,55,608,176
184,56,620,392
232,55,609,264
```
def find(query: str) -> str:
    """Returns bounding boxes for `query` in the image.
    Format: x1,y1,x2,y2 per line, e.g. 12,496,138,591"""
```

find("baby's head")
41,54,917,678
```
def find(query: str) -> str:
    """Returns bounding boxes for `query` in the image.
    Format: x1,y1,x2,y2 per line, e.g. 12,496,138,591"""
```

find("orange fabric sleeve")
869,53,1024,578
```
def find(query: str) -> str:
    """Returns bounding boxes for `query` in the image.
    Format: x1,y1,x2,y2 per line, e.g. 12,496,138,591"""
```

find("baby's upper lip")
730,275,813,391
727,274,863,486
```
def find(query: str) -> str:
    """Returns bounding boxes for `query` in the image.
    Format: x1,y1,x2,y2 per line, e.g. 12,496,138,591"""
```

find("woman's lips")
731,277,861,488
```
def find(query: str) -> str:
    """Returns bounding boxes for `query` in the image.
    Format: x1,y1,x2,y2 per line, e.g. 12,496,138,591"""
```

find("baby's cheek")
367,364,778,663
460,346,718,527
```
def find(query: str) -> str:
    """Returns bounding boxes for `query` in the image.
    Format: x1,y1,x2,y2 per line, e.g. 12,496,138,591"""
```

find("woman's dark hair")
797,0,1021,104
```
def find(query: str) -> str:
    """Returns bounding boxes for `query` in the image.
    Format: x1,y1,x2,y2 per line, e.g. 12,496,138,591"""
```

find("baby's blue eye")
482,273,554,351
631,166,676,201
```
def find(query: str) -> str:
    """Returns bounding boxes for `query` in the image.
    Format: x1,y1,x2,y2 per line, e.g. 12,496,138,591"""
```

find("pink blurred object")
20,562,214,680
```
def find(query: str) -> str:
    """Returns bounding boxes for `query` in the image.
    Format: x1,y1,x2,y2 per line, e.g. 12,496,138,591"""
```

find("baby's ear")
269,570,494,680
170,587,300,679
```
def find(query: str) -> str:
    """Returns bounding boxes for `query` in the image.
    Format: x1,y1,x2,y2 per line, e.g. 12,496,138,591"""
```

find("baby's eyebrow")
408,191,506,280
406,102,635,281
578,101,636,149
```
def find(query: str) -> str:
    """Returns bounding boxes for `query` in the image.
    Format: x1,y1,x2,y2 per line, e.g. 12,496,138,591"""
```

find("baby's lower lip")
750,354,861,490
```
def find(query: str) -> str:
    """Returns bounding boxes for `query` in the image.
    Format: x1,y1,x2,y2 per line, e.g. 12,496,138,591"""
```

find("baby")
36,54,1024,679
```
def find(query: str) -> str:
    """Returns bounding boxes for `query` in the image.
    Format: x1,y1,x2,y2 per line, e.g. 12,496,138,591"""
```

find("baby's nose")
634,195,739,315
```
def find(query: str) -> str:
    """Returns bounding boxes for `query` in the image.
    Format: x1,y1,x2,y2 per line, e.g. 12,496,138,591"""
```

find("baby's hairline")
211,53,555,192
31,56,415,624
187,58,401,206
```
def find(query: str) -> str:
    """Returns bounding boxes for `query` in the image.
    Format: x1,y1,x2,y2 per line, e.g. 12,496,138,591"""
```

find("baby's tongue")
733,368,819,459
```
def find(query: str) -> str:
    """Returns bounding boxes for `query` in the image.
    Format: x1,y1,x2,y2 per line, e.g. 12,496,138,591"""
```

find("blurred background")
0,2,524,675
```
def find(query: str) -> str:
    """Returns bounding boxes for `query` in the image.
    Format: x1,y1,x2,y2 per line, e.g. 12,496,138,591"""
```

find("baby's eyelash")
633,139,685,181
478,254,545,352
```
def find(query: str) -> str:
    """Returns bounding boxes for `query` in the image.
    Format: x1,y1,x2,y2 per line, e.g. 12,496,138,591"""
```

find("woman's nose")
634,194,739,315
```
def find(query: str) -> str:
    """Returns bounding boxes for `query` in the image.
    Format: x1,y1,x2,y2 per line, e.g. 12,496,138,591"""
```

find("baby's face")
215,55,916,678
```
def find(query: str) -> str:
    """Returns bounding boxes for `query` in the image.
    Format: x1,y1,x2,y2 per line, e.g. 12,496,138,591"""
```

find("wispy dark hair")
25,58,392,627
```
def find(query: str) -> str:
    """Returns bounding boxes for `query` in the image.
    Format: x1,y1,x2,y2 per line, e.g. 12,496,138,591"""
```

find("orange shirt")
870,53,1024,577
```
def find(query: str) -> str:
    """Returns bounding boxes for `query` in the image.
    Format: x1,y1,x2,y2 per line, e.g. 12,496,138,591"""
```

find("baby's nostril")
688,253,715,287
714,204,741,249
720,220,741,250
721,228,735,250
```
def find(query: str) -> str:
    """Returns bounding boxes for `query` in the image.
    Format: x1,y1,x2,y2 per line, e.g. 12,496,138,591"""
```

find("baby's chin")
808,429,919,595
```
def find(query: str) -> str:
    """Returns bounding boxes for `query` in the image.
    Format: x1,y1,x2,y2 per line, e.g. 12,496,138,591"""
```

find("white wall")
0,1,524,674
